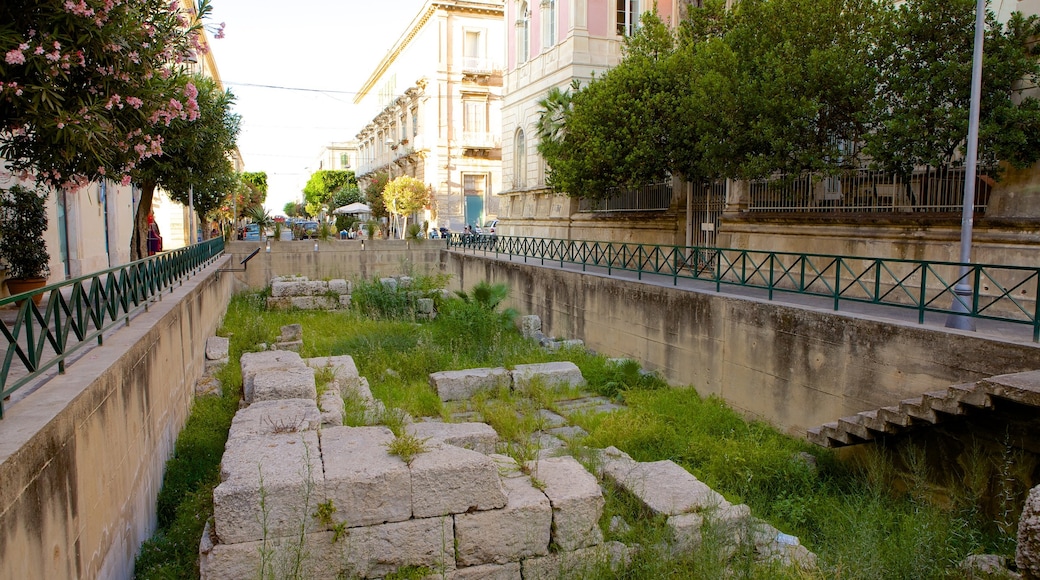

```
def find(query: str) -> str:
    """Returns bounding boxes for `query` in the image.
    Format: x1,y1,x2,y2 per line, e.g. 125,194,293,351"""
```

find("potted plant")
0,184,51,304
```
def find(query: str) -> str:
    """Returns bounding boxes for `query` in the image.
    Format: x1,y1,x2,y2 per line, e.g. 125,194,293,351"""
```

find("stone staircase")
807,371,1040,448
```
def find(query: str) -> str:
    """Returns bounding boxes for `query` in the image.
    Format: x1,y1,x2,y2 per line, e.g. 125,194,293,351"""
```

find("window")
340,153,350,168
514,128,527,189
464,29,484,70
542,0,557,49
617,0,640,36
411,108,419,138
400,113,407,142
463,97,488,134
517,2,530,64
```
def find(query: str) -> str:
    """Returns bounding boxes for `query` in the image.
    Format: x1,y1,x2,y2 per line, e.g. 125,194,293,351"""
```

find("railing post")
768,253,775,300
1034,271,1040,342
919,266,928,324
834,258,841,311
874,260,882,305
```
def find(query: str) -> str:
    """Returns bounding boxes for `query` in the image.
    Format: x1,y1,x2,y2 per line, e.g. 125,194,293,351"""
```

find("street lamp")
945,0,985,331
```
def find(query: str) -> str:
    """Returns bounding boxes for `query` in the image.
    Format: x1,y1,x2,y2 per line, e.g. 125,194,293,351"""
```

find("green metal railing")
448,234,1040,342
0,238,224,417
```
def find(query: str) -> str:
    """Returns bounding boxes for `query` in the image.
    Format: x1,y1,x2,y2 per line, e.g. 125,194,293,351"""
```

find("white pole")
189,183,195,245
945,0,985,331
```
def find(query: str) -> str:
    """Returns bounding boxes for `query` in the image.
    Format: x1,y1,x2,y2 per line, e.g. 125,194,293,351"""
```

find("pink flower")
4,49,25,65
98,167,106,176
57,122,65,129
121,176,132,187
183,82,198,99
126,96,143,109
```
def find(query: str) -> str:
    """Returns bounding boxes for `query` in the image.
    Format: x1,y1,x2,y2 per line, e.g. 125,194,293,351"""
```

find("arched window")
517,2,530,64
514,128,527,189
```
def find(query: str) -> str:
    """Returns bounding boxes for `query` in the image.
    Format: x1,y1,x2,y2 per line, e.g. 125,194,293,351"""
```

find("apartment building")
354,0,505,232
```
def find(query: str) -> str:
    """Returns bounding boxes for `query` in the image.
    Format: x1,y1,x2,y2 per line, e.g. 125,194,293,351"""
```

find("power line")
225,81,358,95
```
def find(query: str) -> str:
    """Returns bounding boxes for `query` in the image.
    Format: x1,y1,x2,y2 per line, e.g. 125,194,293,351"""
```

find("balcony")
460,132,501,150
461,57,500,75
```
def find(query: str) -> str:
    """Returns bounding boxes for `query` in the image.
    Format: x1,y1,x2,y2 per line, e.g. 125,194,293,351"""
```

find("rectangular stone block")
319,391,345,427
305,355,361,396
271,280,306,297
328,278,351,295
279,323,303,342
429,367,511,401
200,531,342,580
604,459,727,516
340,516,456,578
320,426,412,528
252,366,317,402
206,336,229,360
240,350,306,403
511,362,585,393
227,399,322,441
455,475,551,566
519,315,542,339
339,294,352,308
213,432,324,544
440,562,521,579
291,295,338,310
668,503,751,554
405,421,499,455
520,542,632,580
525,456,603,551
411,443,507,518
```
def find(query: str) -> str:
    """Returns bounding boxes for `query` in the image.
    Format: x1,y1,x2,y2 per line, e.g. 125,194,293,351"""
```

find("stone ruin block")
320,426,412,528
270,340,302,352
405,421,499,455
602,454,727,516
279,323,303,342
519,315,541,339
428,367,511,402
240,350,306,403
201,531,338,580
270,280,306,297
328,278,350,295
290,296,338,310
1019,483,1040,579
520,541,633,580
667,503,752,554
410,443,507,518
511,362,585,393
305,355,361,396
380,277,398,292
318,390,345,427
252,366,316,403
339,295,352,308
525,455,604,551
206,336,229,361
339,516,456,578
454,474,552,566
212,431,324,544
399,276,413,288
226,399,322,441
445,562,521,579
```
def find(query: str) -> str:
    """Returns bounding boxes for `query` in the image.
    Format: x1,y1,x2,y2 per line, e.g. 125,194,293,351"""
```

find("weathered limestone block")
227,399,322,440
519,315,541,339
410,443,507,518
290,296,338,310
279,323,303,342
252,366,317,402
305,355,361,396
212,432,324,544
339,516,456,578
454,474,552,566
399,276,413,288
511,362,585,393
320,426,412,528
520,541,633,580
271,340,303,352
328,279,350,295
200,532,342,580
339,295,352,308
668,503,752,553
416,298,435,314
604,458,728,516
526,456,604,551
750,523,818,571
319,391,345,427
240,350,306,403
270,280,307,297
435,562,521,580
265,297,292,310
405,422,499,455
380,277,398,291
1018,484,1040,579
206,336,229,360
429,367,511,402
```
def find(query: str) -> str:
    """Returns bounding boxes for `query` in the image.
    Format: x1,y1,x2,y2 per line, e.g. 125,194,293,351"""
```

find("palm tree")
535,80,579,146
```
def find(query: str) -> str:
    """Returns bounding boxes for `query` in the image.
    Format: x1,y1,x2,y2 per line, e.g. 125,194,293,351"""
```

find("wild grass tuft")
386,433,429,465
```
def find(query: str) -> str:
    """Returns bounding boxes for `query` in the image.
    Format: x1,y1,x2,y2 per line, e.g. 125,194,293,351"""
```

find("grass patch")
386,433,429,465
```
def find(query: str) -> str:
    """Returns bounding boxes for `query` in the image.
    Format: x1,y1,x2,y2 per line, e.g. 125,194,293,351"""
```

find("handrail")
0,238,225,417
447,234,1040,342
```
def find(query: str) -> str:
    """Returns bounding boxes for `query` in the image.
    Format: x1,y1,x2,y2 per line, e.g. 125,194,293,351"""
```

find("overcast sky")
207,0,427,212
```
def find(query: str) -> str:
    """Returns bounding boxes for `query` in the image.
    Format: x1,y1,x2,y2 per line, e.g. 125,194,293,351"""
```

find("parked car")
482,219,498,237
243,224,261,241
299,221,319,239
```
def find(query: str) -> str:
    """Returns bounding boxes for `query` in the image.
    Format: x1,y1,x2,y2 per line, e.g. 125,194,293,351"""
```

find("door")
463,174,486,229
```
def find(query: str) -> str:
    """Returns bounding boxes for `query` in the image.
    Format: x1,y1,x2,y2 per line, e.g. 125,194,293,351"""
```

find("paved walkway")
448,246,1039,345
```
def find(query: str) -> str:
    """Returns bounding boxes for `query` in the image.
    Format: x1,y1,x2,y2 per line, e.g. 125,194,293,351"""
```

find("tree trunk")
130,179,156,261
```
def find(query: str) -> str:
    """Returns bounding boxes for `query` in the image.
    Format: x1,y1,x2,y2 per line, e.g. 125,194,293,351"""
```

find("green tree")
364,171,391,222
331,184,365,210
382,176,430,239
302,170,356,214
0,0,210,190
129,75,240,258
283,201,302,218
864,0,1040,176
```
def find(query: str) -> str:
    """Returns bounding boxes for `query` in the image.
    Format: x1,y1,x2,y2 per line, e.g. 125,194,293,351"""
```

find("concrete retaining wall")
443,253,1040,435
226,240,444,291
0,256,233,580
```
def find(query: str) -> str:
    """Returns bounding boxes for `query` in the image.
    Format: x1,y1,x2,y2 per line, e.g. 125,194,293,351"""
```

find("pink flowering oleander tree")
0,0,214,192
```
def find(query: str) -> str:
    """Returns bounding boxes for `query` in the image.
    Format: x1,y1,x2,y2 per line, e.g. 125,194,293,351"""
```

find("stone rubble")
200,308,818,579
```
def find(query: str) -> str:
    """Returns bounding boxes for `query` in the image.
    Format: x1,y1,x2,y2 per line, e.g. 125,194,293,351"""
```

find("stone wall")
442,252,1040,435
0,257,233,580
226,239,444,291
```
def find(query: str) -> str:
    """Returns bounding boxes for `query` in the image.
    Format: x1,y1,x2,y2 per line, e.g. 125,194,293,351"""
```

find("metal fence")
578,181,673,212
447,234,1039,342
748,167,993,213
0,238,225,416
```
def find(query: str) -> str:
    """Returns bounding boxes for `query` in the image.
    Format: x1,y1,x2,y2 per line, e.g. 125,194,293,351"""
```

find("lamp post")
945,0,985,331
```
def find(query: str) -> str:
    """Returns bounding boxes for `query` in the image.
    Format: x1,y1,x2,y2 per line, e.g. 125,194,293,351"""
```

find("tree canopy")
0,0,211,190
539,0,1040,199
364,171,391,221
302,169,357,215
382,176,430,239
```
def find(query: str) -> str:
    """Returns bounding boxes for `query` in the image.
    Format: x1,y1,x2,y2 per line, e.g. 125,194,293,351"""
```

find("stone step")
899,397,937,423
836,416,874,442
946,382,993,408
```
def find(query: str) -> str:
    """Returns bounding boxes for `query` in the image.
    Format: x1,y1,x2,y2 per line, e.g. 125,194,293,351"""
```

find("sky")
206,0,428,214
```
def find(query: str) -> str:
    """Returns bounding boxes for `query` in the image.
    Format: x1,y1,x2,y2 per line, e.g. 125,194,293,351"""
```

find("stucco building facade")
353,0,505,233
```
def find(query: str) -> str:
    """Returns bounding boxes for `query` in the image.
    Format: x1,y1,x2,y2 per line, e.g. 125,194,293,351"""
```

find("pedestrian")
147,214,162,256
